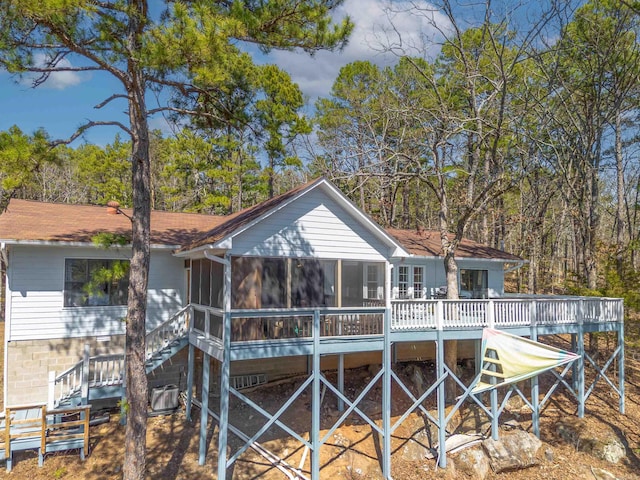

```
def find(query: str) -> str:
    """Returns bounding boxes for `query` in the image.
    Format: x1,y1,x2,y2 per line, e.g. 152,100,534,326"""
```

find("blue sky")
0,1,450,146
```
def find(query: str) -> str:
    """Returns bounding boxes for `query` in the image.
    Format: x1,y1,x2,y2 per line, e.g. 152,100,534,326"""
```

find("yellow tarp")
471,328,579,394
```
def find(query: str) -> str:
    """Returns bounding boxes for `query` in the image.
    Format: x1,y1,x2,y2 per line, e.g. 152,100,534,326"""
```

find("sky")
0,1,451,146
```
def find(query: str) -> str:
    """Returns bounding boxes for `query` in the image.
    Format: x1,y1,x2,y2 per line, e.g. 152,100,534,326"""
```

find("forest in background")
1,0,639,309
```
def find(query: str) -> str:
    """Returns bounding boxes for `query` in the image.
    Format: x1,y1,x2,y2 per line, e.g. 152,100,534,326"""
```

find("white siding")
390,258,506,298
7,245,185,341
231,188,390,261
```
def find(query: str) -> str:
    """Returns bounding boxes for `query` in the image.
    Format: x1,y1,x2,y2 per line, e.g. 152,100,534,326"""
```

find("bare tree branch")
50,120,131,146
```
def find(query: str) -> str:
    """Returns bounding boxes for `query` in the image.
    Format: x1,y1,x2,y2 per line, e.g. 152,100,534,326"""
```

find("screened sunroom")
188,256,388,342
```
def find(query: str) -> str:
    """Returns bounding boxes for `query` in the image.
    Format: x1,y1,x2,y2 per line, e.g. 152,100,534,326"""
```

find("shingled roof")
386,228,522,261
0,199,224,246
0,191,522,262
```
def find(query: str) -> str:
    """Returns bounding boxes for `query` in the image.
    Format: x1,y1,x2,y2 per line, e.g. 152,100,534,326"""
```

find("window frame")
64,258,130,308
397,265,409,299
395,264,426,299
412,266,424,299
459,269,489,299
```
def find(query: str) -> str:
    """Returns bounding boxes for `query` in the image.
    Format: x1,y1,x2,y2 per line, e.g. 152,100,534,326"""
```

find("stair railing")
145,305,190,361
48,305,191,408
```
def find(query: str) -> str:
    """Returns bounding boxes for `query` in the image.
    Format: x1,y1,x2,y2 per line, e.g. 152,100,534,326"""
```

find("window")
64,259,129,307
366,264,382,299
460,269,488,298
395,265,425,299
398,266,409,299
413,266,424,299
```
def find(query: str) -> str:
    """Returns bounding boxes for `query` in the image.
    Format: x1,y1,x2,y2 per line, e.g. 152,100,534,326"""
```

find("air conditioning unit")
150,384,179,412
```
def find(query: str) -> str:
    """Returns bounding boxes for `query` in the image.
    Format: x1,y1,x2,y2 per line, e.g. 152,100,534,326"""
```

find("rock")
482,430,542,473
556,418,626,464
453,447,490,480
401,429,432,462
580,437,626,464
590,466,621,480
544,447,554,462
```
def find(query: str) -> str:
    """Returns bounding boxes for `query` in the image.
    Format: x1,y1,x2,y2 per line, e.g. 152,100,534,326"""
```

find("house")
0,177,521,406
0,177,625,478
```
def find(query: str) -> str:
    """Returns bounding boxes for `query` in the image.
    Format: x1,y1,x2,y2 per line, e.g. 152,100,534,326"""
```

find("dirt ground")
0,328,639,480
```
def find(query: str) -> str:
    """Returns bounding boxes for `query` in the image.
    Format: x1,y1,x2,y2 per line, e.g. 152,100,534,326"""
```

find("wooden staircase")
48,306,190,409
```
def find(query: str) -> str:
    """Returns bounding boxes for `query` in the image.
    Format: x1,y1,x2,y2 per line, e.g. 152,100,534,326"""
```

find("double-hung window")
64,259,129,307
396,265,426,299
398,266,409,299
412,266,424,299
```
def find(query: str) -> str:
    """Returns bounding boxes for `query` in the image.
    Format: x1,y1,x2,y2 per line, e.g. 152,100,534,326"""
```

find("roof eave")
0,239,178,250
174,241,229,258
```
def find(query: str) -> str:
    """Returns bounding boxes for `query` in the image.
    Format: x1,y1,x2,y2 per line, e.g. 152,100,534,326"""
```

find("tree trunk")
614,112,626,277
123,4,151,478
443,248,459,402
124,111,151,480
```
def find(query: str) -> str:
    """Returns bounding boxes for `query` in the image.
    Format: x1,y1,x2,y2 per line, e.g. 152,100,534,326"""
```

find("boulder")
453,447,491,479
401,429,432,462
580,436,626,464
556,418,626,464
482,430,542,473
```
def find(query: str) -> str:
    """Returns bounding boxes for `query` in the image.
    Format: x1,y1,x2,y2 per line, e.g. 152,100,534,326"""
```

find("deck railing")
189,296,623,344
189,306,387,343
48,296,623,406
390,297,623,330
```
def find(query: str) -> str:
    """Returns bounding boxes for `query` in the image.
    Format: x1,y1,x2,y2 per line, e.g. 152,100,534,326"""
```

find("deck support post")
382,297,391,478
436,324,446,467
571,333,578,391
199,352,210,466
337,354,344,412
487,298,498,437
490,389,499,441
216,254,233,478
312,309,321,480
217,348,231,478
530,324,539,437
577,319,585,418
186,343,194,421
618,317,625,414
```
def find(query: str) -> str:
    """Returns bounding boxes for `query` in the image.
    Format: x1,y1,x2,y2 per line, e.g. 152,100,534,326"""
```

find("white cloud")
265,0,451,100
21,53,85,90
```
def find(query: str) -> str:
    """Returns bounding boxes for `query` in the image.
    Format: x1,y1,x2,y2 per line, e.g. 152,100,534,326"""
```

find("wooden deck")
189,296,624,360
0,404,91,471
189,295,626,480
